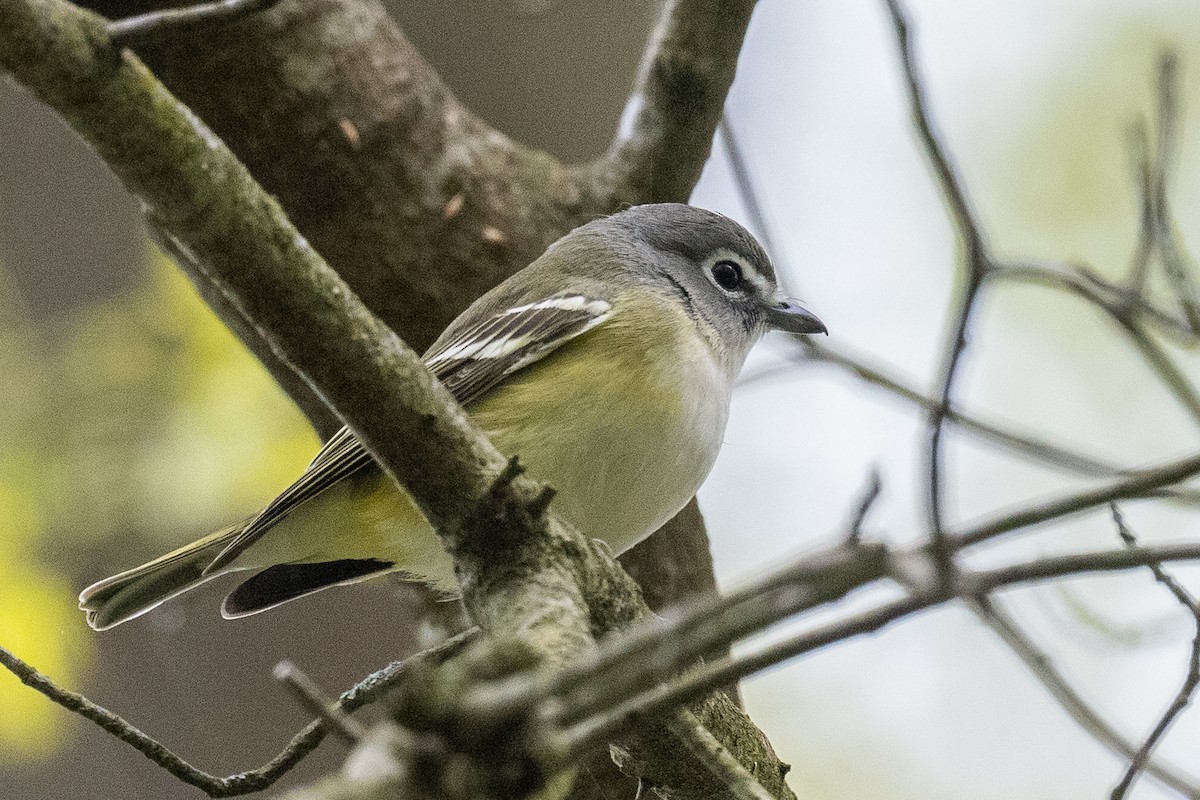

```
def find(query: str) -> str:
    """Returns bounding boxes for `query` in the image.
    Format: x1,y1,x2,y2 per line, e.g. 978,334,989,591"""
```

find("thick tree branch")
79,0,749,662
16,0,1198,796
107,0,280,47
587,0,759,204
666,711,776,800
86,0,747,723
152,227,345,438
85,0,600,353
0,2,791,797
1,0,517,534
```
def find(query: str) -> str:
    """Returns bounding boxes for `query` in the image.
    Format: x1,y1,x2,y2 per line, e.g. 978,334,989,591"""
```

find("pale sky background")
693,1,1200,798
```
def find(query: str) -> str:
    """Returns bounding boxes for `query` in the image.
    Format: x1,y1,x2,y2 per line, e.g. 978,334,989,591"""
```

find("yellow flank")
472,290,730,551
233,289,732,593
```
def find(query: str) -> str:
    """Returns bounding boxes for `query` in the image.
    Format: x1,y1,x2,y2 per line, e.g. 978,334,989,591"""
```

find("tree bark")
2,0,779,795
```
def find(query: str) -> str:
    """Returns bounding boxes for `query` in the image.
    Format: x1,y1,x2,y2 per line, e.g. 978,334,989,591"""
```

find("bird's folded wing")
204,294,612,573
425,295,613,403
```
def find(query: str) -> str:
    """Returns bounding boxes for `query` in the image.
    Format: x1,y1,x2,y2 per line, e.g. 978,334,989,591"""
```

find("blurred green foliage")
0,247,316,761
991,14,1200,280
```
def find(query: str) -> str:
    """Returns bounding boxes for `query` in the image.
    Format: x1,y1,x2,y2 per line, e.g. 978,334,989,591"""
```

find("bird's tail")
78,523,245,631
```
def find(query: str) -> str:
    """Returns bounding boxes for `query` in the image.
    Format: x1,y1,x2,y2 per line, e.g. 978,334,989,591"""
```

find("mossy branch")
0,0,790,797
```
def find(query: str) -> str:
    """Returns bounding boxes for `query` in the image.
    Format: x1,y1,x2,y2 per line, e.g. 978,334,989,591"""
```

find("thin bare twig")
1115,52,1200,353
745,337,1125,477
996,257,1200,430
0,642,252,795
722,105,1138,492
1146,53,1200,336
1110,506,1200,800
846,466,883,544
970,595,1200,799
274,660,366,746
0,629,474,797
563,541,1200,753
995,261,1200,349
107,0,282,48
719,116,781,261
754,336,1200,508
1128,119,1157,297
724,69,1199,491
971,543,1200,593
881,0,993,581
1114,314,1200,427
727,33,1200,798
533,542,889,729
955,450,1200,546
562,595,932,757
724,27,1200,800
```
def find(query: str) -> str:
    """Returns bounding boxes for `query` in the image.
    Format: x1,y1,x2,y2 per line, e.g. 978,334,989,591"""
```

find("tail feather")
221,559,395,619
79,524,244,631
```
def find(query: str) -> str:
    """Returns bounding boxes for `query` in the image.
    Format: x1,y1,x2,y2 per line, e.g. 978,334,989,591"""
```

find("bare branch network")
1,0,1199,798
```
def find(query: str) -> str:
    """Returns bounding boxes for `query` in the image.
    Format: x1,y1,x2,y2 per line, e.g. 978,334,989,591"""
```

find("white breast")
471,301,735,554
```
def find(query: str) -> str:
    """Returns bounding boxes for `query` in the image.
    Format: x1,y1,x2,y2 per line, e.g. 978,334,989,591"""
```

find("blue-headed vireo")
80,203,826,630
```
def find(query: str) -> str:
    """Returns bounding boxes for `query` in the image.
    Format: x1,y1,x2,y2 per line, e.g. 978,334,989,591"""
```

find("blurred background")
3,0,1200,797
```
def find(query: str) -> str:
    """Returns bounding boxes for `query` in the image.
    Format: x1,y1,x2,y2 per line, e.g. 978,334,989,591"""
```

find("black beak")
766,298,827,335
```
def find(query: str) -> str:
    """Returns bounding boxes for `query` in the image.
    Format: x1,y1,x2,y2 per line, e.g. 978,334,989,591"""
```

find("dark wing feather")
428,295,613,404
204,294,611,573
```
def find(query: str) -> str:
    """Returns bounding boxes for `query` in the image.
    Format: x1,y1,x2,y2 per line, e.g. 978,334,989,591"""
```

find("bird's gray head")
583,204,826,343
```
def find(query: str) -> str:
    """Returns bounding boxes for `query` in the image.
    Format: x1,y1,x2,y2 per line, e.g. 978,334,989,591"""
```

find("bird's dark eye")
711,260,744,291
